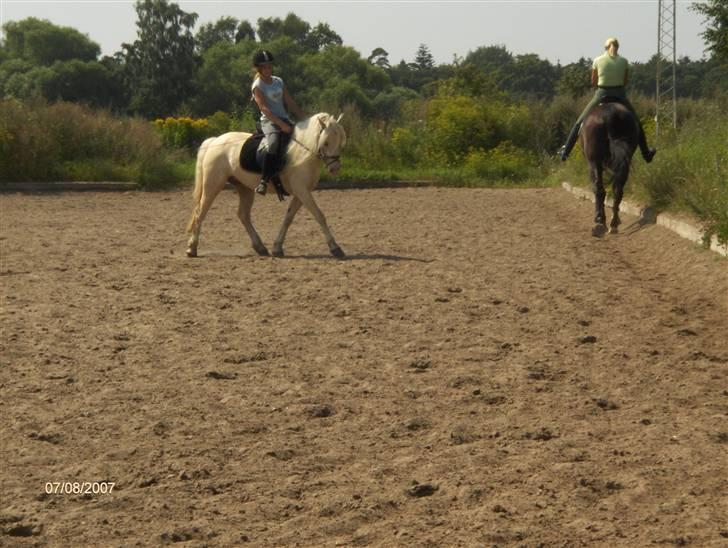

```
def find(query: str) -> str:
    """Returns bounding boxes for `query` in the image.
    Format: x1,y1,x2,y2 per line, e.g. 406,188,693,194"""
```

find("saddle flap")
239,133,265,173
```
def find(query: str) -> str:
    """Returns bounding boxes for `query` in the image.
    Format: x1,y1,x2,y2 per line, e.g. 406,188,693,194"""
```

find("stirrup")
255,181,267,195
558,146,568,162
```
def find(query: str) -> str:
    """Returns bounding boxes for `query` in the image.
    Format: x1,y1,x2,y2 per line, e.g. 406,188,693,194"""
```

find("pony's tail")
186,139,211,233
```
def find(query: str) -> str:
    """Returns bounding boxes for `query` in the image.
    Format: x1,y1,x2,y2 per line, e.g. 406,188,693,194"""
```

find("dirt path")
1,187,726,547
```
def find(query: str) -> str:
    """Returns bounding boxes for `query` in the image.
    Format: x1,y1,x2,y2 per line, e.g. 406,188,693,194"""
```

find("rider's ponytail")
604,37,620,57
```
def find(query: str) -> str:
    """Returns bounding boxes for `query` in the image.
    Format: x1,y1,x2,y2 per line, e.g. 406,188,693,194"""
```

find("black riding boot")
257,151,279,195
637,123,656,163
559,122,581,161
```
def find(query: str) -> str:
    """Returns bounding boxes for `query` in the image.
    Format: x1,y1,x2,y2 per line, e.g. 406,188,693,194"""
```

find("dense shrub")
464,141,540,181
0,98,186,186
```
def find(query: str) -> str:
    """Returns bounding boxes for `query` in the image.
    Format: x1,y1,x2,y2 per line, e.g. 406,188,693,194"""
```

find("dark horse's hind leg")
590,163,608,237
610,178,625,234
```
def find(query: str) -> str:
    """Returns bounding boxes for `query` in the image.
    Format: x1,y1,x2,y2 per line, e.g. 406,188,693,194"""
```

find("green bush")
630,101,728,243
464,141,540,181
0,98,189,186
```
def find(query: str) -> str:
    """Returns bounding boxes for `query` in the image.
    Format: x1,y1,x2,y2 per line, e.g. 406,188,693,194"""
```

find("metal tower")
656,0,677,140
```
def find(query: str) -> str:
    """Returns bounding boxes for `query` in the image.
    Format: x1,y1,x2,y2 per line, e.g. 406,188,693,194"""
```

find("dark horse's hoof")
592,224,608,238
255,246,270,257
331,246,346,259
272,249,284,258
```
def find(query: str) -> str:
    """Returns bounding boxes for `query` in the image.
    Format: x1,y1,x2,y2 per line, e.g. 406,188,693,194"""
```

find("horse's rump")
582,103,638,174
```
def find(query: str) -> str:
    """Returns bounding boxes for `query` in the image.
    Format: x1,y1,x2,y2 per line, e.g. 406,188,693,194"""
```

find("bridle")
290,127,341,169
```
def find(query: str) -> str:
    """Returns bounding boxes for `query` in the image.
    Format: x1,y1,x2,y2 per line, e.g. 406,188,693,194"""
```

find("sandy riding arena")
1,187,726,546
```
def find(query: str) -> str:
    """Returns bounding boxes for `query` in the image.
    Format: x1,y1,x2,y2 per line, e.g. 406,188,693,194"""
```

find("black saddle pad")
239,133,265,173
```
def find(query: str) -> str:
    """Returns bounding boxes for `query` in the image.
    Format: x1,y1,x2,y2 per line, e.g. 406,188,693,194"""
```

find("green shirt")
592,53,629,87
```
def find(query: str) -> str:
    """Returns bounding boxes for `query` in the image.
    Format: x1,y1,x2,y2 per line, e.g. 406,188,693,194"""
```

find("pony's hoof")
609,226,619,235
186,248,198,257
272,249,284,258
255,246,270,257
331,246,346,259
592,224,607,238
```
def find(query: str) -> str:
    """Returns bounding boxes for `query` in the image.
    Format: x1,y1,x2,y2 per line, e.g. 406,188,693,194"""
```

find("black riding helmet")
253,50,274,66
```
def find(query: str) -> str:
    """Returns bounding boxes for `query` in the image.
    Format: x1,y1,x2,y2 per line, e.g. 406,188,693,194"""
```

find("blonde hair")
604,37,620,57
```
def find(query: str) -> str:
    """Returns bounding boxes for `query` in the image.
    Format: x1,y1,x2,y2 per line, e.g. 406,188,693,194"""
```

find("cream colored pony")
186,113,347,258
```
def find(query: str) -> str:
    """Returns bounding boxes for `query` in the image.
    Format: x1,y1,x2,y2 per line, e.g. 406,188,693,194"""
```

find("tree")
257,13,310,44
691,0,728,62
367,47,390,69
42,60,118,107
1,18,100,65
121,0,198,117
464,45,514,74
196,16,238,53
304,23,342,51
414,43,435,70
556,57,592,99
235,20,256,42
439,62,500,98
191,41,257,115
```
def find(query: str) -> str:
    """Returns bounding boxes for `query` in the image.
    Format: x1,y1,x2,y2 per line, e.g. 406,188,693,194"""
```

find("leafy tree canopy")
691,0,728,62
122,0,198,117
1,17,100,65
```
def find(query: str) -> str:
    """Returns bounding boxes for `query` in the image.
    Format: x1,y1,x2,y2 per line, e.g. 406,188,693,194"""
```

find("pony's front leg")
272,197,302,257
610,180,625,234
295,188,345,258
590,164,607,237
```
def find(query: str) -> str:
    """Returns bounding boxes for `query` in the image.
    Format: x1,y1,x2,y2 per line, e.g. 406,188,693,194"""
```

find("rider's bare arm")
253,88,293,133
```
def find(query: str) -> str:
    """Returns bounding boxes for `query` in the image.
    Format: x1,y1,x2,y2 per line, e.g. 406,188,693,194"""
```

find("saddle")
239,132,265,173
598,96,628,108
238,133,289,201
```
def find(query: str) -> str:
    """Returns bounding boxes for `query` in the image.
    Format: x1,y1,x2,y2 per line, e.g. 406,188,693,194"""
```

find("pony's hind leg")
234,182,269,256
187,182,223,257
590,163,608,237
272,197,302,257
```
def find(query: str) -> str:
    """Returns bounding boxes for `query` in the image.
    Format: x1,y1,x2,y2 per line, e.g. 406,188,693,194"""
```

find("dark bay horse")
580,101,639,237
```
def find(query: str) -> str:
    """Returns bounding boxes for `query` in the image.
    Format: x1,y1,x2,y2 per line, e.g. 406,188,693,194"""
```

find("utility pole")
656,0,677,141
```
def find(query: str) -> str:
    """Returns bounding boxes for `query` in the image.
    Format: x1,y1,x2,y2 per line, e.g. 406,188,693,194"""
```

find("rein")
289,132,341,168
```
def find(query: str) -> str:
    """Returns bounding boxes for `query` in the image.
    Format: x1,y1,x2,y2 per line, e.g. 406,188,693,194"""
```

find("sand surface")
1,187,726,546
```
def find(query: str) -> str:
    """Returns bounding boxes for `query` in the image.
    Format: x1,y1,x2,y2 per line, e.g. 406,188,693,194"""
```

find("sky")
0,1,711,66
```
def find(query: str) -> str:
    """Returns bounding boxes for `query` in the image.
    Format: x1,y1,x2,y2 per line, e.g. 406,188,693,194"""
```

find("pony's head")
315,113,346,175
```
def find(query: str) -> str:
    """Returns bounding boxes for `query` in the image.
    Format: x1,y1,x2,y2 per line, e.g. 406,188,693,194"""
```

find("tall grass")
0,98,189,187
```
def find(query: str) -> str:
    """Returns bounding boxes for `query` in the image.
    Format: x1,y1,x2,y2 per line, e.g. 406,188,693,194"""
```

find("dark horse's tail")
604,103,639,180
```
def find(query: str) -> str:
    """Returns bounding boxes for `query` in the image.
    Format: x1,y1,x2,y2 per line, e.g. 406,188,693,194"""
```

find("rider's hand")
281,123,293,134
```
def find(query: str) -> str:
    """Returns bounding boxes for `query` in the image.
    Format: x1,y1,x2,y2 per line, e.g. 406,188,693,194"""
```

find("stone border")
562,182,727,257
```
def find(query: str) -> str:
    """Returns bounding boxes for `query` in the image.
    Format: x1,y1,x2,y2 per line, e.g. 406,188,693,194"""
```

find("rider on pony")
251,50,307,196
559,38,656,163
